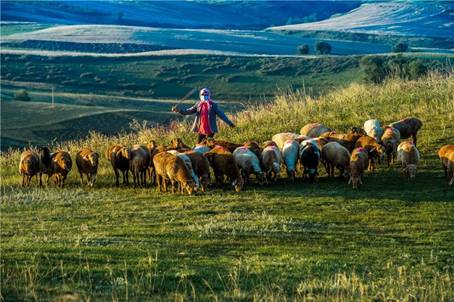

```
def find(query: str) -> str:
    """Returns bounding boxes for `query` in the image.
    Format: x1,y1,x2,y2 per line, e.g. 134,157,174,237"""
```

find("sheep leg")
162,177,168,192
27,175,33,186
170,180,175,193
79,172,85,186
114,168,120,187
39,173,43,187
156,174,161,192
21,175,25,187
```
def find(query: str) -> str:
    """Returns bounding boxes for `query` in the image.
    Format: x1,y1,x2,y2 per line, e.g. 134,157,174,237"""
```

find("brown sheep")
261,146,281,182
153,152,195,194
76,148,99,187
19,149,40,187
147,143,166,185
381,126,401,167
321,142,350,178
397,141,420,181
300,123,331,138
208,139,242,153
390,117,423,146
438,145,454,180
204,146,243,192
47,150,72,187
184,150,211,192
107,145,130,186
130,145,150,188
348,148,369,189
320,132,363,153
354,136,386,171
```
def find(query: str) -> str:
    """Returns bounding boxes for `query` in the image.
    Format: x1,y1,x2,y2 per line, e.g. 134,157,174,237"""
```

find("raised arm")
214,103,235,127
174,102,198,115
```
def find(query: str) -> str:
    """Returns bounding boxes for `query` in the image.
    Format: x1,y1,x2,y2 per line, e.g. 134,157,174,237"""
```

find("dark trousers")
197,133,214,143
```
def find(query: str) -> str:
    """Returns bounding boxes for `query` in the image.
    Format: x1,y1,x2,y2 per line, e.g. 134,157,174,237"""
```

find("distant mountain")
269,2,454,38
0,0,360,30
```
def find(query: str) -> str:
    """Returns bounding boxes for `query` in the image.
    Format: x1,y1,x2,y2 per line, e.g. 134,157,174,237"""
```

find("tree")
408,59,427,79
297,44,309,55
315,41,331,55
393,42,408,53
361,57,388,84
14,89,30,102
387,55,409,79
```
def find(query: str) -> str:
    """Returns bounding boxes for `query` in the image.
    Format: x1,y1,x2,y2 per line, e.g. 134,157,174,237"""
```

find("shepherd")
172,88,236,143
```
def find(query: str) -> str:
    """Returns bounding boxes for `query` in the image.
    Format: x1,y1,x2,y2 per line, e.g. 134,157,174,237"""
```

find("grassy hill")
1,74,453,301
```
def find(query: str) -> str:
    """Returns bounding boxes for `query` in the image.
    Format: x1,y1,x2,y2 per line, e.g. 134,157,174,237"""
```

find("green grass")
1,74,454,301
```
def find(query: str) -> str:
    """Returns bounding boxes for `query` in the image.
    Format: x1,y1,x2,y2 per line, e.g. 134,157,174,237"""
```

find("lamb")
272,133,308,149
364,119,384,142
438,145,454,179
389,117,423,146
300,123,331,138
261,145,282,182
75,148,99,187
184,151,211,192
354,135,386,171
106,145,130,186
130,145,150,188
397,141,420,181
233,146,265,184
381,126,401,166
204,146,243,192
168,150,200,190
153,152,196,194
321,142,350,178
299,142,320,183
47,150,72,187
282,140,299,181
19,149,40,187
348,147,369,189
320,132,363,153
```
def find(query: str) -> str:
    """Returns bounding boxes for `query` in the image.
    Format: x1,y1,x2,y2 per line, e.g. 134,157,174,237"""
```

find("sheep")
447,152,454,186
272,133,308,150
207,139,242,153
47,150,72,187
301,138,328,151
348,147,369,189
167,150,200,190
282,140,299,181
320,132,363,152
300,123,331,138
130,145,150,188
38,146,52,185
355,135,386,171
390,117,423,146
262,140,278,148
19,149,40,187
193,144,211,154
233,146,265,184
299,142,320,183
364,119,384,142
261,145,281,182
243,141,262,161
184,150,211,192
204,146,243,192
321,142,350,178
397,141,420,181
75,148,99,187
381,126,401,167
147,143,166,185
106,145,130,186
438,145,454,180
168,138,191,151
153,152,196,194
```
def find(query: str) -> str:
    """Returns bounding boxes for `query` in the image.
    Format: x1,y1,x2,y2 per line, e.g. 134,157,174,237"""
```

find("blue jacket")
177,100,234,133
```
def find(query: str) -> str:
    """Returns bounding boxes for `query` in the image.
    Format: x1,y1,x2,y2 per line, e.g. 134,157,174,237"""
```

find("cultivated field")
1,75,453,301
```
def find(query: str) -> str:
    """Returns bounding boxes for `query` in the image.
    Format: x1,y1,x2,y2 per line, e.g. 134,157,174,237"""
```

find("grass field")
1,74,453,301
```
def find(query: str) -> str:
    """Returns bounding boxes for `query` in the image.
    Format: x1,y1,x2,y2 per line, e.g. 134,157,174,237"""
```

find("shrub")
14,90,30,102
393,42,408,53
408,59,427,79
315,41,332,55
297,44,309,55
360,57,388,84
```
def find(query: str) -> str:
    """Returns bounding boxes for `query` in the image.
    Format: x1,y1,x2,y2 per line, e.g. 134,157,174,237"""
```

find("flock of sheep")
19,117,454,193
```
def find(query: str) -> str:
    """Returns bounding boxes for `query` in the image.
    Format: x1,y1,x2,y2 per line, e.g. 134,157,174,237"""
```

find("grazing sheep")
38,146,52,185
381,126,401,167
47,150,72,187
282,140,299,181
153,152,196,194
397,141,420,181
364,119,384,142
204,146,243,192
299,142,320,183
320,132,363,153
300,123,331,138
168,150,200,190
233,146,265,184
207,139,242,153
193,144,211,154
19,149,40,187
76,148,99,187
348,148,369,189
355,136,386,171
438,145,454,179
390,117,423,146
107,145,130,186
321,142,350,178
243,141,262,161
272,133,308,149
168,138,191,151
349,126,367,136
262,140,278,148
261,145,282,182
301,138,328,151
130,145,150,187
184,151,211,192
